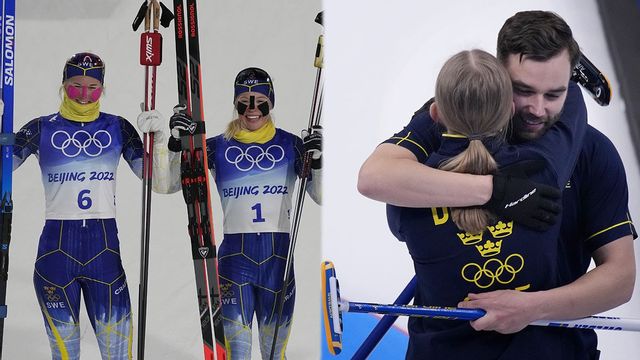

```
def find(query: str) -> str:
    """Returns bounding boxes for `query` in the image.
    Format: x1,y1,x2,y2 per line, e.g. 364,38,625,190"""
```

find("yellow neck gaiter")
59,94,100,122
233,119,276,144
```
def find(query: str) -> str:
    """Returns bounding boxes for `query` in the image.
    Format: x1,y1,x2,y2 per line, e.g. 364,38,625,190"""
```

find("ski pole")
133,1,164,358
268,11,324,360
322,261,640,356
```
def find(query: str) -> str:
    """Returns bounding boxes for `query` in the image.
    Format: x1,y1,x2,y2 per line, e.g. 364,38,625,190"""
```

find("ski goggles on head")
65,84,103,102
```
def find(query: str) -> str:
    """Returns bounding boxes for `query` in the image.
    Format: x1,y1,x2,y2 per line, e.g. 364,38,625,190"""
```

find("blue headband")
62,53,105,84
233,67,275,107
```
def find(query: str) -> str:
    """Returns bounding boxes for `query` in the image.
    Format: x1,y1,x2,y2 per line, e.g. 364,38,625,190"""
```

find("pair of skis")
0,0,14,358
170,0,226,359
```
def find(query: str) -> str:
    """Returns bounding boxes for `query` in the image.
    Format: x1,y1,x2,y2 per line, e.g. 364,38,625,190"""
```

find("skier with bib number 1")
137,66,322,359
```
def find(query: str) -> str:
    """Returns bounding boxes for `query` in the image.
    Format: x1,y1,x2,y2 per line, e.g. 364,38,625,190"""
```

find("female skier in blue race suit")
13,52,171,360
139,67,322,359
383,49,587,359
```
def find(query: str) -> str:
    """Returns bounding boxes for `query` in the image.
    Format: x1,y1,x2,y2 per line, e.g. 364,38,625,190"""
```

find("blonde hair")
435,49,513,233
223,117,243,140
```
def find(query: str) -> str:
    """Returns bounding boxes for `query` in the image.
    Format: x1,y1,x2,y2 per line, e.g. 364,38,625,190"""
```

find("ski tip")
321,260,343,355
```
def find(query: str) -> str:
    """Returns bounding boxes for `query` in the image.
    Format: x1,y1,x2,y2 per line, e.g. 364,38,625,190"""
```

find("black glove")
168,104,195,152
302,125,322,169
485,160,561,231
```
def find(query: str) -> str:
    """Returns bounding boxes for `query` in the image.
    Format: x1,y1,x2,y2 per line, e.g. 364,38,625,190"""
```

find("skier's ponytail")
434,49,513,234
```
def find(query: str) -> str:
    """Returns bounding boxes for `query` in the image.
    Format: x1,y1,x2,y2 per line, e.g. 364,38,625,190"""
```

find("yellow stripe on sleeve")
587,220,634,240
389,132,429,157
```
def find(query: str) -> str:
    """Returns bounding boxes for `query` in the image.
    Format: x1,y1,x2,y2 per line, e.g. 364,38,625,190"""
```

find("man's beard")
510,110,563,143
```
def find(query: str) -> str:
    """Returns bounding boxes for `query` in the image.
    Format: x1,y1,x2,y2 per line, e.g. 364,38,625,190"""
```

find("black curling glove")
485,160,562,231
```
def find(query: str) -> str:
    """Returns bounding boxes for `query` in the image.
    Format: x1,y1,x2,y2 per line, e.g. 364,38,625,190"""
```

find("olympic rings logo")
461,254,524,289
220,283,235,298
43,286,61,302
51,129,112,158
224,145,285,172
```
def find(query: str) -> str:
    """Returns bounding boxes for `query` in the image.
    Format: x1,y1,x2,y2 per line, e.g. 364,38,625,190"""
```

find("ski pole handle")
314,34,323,69
140,1,163,67
306,10,324,131
152,0,160,31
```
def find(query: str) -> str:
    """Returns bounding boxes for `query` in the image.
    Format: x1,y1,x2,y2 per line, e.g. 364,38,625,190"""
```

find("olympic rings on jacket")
51,129,112,158
224,145,285,172
461,254,524,289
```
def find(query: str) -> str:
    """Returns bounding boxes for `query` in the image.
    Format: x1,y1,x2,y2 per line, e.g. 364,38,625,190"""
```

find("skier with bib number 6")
12,52,174,360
